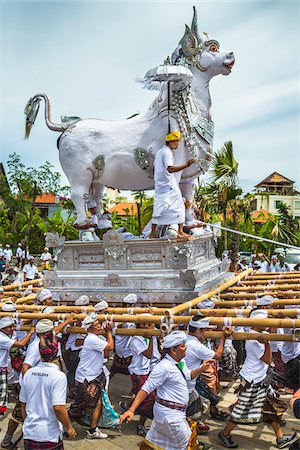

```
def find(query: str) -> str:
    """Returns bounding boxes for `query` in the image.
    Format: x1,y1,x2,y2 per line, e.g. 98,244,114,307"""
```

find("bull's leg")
70,172,93,225
92,183,106,218
179,180,195,223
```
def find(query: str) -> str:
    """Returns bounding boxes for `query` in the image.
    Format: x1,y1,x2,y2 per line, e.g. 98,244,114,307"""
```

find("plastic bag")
98,390,120,428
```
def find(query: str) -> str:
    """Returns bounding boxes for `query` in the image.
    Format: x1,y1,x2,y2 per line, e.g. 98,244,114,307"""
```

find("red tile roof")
35,193,56,204
251,208,270,223
108,202,138,216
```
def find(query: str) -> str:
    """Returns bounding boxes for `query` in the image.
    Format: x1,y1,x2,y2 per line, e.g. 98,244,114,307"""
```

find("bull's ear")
179,25,199,58
191,6,203,46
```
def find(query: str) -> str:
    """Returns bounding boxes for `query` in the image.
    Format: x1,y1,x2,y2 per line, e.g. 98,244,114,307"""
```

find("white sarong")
152,185,185,225
145,416,191,450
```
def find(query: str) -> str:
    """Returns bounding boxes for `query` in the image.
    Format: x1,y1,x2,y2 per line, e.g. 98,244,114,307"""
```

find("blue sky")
0,0,299,194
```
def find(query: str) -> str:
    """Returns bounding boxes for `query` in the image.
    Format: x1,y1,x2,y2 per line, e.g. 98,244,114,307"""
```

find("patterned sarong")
285,355,300,390
24,439,64,450
230,378,268,424
0,368,8,414
68,372,106,421
195,376,219,407
131,374,154,419
64,349,80,390
219,346,239,378
110,354,132,376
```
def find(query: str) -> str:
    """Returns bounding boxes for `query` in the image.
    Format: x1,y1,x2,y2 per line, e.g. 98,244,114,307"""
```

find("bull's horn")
179,24,199,58
191,6,203,46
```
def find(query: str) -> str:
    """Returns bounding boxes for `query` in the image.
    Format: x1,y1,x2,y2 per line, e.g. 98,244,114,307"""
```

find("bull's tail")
24,93,66,139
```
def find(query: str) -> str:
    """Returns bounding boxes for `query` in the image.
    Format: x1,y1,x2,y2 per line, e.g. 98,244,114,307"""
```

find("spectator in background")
16,243,23,268
23,257,39,282
275,255,290,272
3,244,12,268
259,254,269,272
21,246,30,268
237,257,248,272
268,255,278,272
40,247,52,272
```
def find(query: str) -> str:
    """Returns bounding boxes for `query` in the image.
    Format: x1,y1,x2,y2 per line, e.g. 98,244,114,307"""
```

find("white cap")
256,295,274,306
29,256,35,260
36,319,54,334
0,317,15,329
94,301,108,312
18,243,22,246
42,306,55,314
189,317,217,329
13,267,19,273
249,309,268,319
82,312,99,330
2,301,17,312
44,247,49,251
5,244,10,248
37,288,52,303
87,200,97,209
164,331,187,349
75,295,90,306
197,299,215,309
123,293,138,304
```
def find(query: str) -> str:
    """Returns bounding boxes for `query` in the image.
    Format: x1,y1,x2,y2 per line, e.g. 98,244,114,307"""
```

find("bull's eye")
210,44,218,52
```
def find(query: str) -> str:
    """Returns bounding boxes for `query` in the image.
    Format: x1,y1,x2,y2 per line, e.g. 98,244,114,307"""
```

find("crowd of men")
0,289,299,450
0,244,52,286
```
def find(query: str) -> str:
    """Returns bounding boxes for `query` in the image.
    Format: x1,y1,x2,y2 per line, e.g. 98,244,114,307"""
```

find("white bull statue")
24,7,234,226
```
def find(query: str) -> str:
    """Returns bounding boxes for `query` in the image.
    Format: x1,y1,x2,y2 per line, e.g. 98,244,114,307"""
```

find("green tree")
6,153,67,241
132,191,147,235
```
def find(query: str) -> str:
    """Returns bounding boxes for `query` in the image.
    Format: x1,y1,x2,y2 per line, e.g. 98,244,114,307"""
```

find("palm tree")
209,141,239,251
131,191,147,235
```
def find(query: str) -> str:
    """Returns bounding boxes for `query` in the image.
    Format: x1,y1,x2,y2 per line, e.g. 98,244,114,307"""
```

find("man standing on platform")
150,131,196,239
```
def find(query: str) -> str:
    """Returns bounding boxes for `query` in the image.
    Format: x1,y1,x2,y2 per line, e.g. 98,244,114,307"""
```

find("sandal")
218,431,238,448
211,410,230,421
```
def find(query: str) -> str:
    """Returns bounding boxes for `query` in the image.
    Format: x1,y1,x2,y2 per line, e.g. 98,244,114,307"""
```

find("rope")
199,221,300,251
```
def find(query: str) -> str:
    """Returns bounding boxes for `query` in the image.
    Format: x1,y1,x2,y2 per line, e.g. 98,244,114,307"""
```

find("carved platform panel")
44,233,229,304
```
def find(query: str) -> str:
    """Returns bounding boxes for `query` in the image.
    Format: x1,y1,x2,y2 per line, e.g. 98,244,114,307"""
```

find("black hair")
188,314,204,334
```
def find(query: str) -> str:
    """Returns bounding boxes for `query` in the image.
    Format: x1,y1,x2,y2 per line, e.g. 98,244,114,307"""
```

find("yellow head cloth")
165,131,181,142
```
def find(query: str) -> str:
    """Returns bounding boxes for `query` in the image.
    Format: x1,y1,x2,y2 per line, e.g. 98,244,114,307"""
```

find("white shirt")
115,322,135,358
23,264,38,280
22,250,30,260
16,246,23,258
275,262,290,272
128,336,151,375
40,252,52,262
268,263,277,272
185,335,215,392
154,146,177,194
239,330,268,383
142,354,191,422
65,333,85,351
3,249,12,262
20,362,67,443
0,332,15,367
260,261,268,272
24,336,41,368
75,333,107,383
281,328,300,364
150,338,161,371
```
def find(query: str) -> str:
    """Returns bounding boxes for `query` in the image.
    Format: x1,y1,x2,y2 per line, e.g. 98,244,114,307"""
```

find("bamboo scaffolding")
1,304,299,318
246,275,300,281
250,271,300,277
165,268,253,317
2,311,299,328
15,295,37,305
214,299,300,308
231,284,300,292
0,279,43,291
241,279,300,285
220,292,299,300
17,325,300,341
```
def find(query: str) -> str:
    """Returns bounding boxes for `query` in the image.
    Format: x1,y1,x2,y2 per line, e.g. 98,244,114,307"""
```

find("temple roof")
255,172,294,187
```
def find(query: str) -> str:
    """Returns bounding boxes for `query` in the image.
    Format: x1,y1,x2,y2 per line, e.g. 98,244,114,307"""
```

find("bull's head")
172,6,235,78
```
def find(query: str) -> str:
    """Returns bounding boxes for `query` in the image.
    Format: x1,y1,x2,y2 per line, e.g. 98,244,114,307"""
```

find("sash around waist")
154,394,187,411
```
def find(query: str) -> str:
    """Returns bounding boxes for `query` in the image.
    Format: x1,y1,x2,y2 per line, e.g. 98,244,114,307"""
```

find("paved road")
0,374,298,449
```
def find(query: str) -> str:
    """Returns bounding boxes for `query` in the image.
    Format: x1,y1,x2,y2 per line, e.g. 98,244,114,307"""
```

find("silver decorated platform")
44,231,230,304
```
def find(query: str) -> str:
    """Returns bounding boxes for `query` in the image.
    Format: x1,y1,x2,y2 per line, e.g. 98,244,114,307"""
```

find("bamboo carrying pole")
165,268,253,317
0,278,42,291
250,271,300,277
2,311,300,328
241,279,300,285
214,299,300,308
1,304,299,318
17,325,300,341
220,292,300,299
15,295,37,305
230,284,300,292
